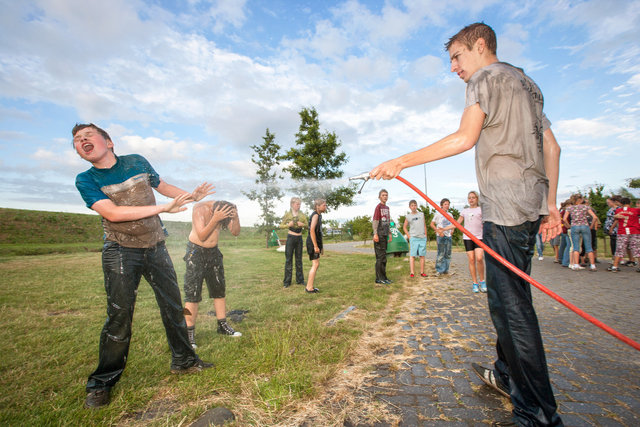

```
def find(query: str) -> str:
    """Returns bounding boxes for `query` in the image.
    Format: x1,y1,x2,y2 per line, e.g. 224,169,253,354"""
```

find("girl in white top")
457,191,485,293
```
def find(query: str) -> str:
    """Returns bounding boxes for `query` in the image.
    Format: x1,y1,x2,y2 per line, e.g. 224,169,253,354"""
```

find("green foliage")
284,107,357,210
343,215,372,243
627,177,640,189
587,185,608,236
243,128,284,232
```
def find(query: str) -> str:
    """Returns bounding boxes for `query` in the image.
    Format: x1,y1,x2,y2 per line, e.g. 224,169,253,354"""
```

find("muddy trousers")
374,237,388,281
483,220,563,426
283,234,304,286
86,241,196,392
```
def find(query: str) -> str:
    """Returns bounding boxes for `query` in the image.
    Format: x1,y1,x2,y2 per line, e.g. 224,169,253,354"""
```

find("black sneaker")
84,388,111,409
471,363,510,398
375,279,386,284
171,357,214,374
217,321,242,337
305,287,320,293
383,279,393,284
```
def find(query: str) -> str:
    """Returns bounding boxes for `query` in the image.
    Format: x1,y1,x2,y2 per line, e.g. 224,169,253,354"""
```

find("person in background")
607,197,640,272
305,198,327,293
280,197,308,288
373,189,392,284
457,191,485,292
431,198,456,276
403,199,427,278
564,194,598,271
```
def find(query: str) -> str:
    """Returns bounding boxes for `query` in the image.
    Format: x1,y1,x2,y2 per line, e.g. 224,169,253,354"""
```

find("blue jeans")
483,220,563,426
535,232,544,257
435,236,452,273
570,225,592,254
559,234,571,266
86,241,197,391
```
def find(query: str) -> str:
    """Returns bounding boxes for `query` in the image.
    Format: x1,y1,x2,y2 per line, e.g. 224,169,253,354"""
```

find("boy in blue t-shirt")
73,123,214,409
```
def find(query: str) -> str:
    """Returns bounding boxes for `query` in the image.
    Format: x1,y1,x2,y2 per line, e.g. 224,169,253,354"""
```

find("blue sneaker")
472,283,479,293
479,281,487,292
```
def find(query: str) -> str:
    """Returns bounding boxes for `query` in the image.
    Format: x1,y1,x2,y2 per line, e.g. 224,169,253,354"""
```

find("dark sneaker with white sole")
472,363,510,398
217,320,242,336
84,388,111,409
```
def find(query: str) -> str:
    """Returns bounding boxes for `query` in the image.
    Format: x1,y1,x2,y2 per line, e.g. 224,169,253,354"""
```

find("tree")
344,215,373,243
242,129,284,242
284,107,357,210
627,177,640,189
586,185,607,229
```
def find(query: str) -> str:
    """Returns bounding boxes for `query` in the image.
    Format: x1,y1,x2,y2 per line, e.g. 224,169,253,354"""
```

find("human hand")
212,203,235,223
191,182,215,202
369,158,403,180
373,234,379,242
314,245,320,254
297,221,305,227
165,193,191,214
539,206,562,243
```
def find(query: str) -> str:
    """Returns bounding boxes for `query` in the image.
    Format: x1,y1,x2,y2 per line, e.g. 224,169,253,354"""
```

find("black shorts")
183,242,225,302
464,239,483,252
306,240,322,260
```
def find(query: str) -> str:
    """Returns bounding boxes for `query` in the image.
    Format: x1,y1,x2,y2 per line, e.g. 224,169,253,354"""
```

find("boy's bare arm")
91,193,190,222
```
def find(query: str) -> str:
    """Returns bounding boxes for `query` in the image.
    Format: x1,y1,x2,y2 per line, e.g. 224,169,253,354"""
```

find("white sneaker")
538,256,544,261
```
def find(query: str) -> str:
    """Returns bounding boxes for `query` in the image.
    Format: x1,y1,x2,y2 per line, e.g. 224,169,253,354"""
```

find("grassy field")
0,209,412,426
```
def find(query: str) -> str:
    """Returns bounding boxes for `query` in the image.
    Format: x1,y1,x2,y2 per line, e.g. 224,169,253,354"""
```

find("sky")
1,0,639,227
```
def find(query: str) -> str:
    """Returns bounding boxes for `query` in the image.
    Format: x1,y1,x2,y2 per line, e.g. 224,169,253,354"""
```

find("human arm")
156,180,215,202
562,209,571,229
538,128,562,242
403,219,409,239
228,206,241,237
91,193,191,222
588,209,599,230
369,104,484,180
279,211,293,229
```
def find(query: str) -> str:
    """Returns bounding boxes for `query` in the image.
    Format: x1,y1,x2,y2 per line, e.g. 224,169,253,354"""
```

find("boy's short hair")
609,195,621,203
445,22,497,55
290,197,301,207
211,200,236,229
409,199,417,206
379,189,388,197
313,198,326,209
440,198,450,207
72,123,112,141
620,197,631,205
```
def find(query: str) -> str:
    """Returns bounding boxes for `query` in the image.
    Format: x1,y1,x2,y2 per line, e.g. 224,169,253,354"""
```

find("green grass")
0,216,408,425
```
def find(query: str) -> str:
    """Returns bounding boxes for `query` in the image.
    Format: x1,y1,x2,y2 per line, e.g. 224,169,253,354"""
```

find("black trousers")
484,220,563,426
374,237,388,281
283,234,304,286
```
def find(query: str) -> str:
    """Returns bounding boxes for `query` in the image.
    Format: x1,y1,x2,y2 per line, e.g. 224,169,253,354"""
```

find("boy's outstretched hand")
164,193,192,214
539,207,562,243
190,182,215,202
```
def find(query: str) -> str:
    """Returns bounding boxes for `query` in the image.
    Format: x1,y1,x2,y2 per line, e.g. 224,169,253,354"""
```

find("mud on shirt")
75,154,167,248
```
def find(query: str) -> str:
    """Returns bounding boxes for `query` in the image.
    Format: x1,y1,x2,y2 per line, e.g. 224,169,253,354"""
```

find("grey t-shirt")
405,212,426,238
466,62,551,227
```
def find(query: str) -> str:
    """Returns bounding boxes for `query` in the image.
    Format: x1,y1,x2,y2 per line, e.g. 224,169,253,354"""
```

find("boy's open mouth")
82,143,94,153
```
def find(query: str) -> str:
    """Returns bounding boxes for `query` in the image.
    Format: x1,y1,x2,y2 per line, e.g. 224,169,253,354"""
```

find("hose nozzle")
349,172,370,194
349,172,370,181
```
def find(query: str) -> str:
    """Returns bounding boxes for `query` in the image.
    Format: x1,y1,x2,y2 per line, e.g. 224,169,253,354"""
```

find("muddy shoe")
171,357,214,374
472,363,510,398
84,388,111,409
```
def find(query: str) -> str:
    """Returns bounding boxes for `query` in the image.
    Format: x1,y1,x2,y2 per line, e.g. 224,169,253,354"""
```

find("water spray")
392,174,640,352
349,172,370,194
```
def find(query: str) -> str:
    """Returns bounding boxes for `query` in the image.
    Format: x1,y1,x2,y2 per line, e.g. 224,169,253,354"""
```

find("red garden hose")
395,175,640,352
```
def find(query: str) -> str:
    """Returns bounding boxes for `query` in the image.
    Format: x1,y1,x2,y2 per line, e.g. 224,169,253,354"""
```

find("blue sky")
1,0,638,226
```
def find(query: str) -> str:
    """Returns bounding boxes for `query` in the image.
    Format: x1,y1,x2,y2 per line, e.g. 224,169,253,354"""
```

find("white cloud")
554,118,632,138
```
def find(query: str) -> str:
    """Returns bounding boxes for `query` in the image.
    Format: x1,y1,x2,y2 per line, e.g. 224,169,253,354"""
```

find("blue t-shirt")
75,154,166,248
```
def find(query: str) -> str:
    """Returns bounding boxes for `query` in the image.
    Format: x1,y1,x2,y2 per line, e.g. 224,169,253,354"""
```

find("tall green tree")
344,215,373,243
284,107,356,210
242,129,283,237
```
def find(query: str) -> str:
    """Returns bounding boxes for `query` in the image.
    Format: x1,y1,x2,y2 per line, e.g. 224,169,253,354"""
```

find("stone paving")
325,242,640,426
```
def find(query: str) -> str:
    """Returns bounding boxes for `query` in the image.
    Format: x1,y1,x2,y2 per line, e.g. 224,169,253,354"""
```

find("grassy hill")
0,208,264,256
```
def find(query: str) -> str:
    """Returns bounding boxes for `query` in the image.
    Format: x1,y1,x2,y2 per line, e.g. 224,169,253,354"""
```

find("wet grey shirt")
406,212,426,238
466,62,551,227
